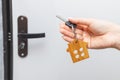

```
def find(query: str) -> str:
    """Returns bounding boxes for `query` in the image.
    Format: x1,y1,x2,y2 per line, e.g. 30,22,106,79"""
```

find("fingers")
60,23,72,32
62,36,74,42
62,34,83,42
60,23,84,42
60,23,74,38
60,23,83,37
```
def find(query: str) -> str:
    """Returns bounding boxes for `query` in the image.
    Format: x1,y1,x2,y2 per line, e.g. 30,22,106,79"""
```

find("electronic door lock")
18,16,45,57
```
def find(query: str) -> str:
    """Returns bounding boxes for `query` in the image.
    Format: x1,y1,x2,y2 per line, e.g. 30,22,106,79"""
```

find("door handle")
18,33,45,39
18,16,45,57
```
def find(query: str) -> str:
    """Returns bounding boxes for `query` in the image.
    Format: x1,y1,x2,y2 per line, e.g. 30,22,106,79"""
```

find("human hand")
59,18,120,50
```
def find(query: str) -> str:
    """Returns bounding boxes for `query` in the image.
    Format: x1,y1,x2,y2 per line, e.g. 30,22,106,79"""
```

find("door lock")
18,16,45,57
19,42,25,49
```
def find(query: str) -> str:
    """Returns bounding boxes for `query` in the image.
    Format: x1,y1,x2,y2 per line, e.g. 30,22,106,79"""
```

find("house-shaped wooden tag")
67,39,89,63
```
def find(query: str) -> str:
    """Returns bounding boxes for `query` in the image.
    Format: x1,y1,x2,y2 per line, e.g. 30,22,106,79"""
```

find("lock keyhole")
19,42,25,49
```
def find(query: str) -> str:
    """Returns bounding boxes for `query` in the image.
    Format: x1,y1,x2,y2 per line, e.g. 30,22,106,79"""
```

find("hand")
59,18,120,50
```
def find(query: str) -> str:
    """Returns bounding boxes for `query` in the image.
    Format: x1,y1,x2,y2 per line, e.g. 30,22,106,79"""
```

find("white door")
13,0,120,80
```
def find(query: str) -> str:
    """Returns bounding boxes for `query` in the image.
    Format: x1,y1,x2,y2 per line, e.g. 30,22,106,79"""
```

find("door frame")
2,0,13,80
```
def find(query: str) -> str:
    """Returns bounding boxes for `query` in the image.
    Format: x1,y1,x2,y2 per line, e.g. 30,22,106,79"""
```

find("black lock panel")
18,16,45,57
18,16,28,57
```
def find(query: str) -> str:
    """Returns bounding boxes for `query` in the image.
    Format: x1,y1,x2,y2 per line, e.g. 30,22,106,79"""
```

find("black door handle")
18,16,45,57
18,33,45,39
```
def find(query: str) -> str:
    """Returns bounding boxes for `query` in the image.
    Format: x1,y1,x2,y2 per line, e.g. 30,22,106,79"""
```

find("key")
67,24,89,63
56,15,89,63
56,15,76,28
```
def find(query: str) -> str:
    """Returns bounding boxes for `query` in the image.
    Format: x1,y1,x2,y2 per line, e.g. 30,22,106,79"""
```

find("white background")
13,0,120,80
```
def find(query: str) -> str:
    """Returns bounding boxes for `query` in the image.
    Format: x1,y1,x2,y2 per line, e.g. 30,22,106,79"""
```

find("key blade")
56,15,67,22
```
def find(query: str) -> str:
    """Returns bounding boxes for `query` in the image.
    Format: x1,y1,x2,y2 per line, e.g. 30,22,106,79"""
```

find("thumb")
68,18,93,26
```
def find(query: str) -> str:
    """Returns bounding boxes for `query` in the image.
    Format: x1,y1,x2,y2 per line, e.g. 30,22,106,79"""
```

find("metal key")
56,15,77,28
56,15,77,39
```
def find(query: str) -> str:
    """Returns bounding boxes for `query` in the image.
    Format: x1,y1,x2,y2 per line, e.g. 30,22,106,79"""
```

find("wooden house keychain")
56,15,89,63
67,27,89,63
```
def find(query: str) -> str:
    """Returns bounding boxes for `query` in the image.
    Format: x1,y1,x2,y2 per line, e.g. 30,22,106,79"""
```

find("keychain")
56,15,89,63
67,24,89,63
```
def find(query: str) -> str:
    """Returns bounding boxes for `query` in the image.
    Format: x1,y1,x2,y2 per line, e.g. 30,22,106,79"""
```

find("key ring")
71,26,78,43
71,26,76,38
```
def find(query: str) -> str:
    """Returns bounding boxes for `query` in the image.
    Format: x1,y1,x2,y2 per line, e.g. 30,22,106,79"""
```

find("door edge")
2,0,13,80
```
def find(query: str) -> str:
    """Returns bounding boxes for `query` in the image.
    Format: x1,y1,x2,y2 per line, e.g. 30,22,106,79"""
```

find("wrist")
114,40,120,50
112,25,120,50
114,30,120,50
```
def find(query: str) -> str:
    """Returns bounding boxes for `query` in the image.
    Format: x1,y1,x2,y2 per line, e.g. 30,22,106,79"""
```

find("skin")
59,18,120,50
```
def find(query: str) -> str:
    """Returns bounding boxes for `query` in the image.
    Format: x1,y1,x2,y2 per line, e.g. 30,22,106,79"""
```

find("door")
13,0,120,80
